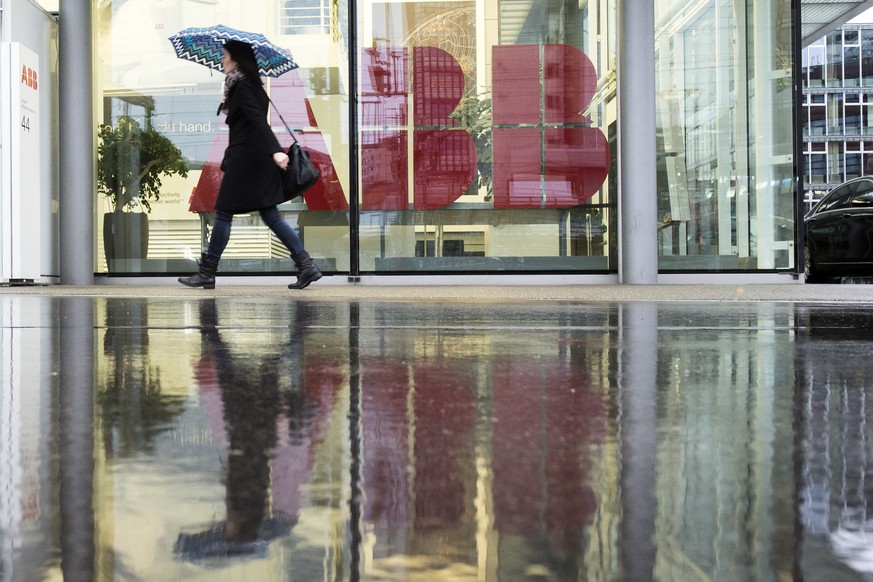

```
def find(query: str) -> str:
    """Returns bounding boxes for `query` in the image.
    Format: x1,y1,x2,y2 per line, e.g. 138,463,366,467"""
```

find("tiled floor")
2,290,872,580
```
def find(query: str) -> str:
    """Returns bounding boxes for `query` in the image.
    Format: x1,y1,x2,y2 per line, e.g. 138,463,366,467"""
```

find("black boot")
288,250,322,289
179,254,218,289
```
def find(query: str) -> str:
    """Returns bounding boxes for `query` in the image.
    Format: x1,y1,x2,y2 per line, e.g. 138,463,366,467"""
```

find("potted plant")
97,115,188,269
451,92,493,200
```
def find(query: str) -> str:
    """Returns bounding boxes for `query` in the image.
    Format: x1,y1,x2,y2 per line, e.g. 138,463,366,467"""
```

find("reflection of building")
358,303,620,580
795,305,873,575
8,295,869,579
4,0,872,283
652,304,797,580
0,299,57,579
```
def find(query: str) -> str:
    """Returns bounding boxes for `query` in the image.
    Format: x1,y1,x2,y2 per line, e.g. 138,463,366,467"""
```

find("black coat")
216,77,285,213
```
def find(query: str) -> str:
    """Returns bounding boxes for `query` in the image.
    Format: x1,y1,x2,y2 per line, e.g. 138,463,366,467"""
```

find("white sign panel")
1,42,42,281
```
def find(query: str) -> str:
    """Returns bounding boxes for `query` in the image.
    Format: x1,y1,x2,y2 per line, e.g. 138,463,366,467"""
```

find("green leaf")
97,115,189,213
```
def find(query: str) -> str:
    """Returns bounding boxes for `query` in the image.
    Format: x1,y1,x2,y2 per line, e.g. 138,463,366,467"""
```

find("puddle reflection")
60,298,96,582
176,300,300,560
2,298,873,580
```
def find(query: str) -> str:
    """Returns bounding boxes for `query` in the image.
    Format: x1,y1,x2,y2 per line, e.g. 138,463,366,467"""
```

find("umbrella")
168,24,298,77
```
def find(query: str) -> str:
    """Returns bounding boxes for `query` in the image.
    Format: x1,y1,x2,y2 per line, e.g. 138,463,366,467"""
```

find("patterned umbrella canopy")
168,24,298,77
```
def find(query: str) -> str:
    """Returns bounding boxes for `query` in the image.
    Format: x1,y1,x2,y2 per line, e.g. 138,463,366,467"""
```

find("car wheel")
804,246,824,284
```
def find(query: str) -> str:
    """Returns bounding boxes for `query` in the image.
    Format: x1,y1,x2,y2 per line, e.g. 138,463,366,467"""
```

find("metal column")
59,0,94,285
618,0,658,284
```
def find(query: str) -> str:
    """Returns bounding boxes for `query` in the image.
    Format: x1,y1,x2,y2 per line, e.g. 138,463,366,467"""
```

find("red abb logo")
21,66,38,91
360,44,610,210
360,46,476,210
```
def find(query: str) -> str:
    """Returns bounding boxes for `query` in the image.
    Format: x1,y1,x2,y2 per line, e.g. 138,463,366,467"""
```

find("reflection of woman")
204,300,280,543
179,39,321,290
174,300,343,561
174,300,286,558
220,368,279,542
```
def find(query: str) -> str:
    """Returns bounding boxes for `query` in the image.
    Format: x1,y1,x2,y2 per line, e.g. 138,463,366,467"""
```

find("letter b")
492,45,610,208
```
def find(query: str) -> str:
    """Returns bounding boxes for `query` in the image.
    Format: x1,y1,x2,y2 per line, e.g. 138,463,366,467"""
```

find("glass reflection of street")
2,296,873,580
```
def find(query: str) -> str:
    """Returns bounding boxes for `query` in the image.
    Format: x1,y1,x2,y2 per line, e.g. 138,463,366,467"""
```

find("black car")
805,176,873,283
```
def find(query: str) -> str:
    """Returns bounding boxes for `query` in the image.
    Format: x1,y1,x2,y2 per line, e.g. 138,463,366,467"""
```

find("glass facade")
94,0,796,277
356,2,613,273
655,0,796,271
94,0,352,275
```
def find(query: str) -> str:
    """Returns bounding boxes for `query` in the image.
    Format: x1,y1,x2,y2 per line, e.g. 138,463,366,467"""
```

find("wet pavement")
2,288,873,580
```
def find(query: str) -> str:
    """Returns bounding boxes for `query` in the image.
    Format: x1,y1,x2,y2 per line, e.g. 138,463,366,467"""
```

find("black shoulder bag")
269,99,320,201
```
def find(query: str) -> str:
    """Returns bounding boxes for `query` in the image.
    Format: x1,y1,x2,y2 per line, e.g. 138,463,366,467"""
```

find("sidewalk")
2,281,873,303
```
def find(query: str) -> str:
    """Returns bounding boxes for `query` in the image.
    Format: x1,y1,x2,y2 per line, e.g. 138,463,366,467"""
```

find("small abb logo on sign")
21,65,38,90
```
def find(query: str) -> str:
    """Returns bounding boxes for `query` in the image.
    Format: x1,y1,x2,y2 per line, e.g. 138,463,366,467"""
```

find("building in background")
801,12,873,212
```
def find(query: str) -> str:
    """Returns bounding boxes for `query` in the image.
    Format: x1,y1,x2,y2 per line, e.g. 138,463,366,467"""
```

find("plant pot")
103,212,149,271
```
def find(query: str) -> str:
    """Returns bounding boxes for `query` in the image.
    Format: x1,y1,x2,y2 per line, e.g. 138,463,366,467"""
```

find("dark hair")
223,40,261,80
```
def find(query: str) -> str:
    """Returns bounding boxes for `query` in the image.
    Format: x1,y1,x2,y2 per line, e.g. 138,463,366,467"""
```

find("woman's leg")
259,206,303,255
259,206,321,289
179,210,233,288
205,210,234,264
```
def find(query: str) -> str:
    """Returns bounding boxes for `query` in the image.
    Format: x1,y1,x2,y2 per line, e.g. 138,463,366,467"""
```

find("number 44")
21,116,30,132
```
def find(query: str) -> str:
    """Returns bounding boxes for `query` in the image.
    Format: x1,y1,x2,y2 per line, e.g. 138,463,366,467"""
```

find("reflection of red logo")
21,66,38,91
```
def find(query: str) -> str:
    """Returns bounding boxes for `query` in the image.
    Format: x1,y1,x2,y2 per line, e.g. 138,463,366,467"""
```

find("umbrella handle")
268,98,299,144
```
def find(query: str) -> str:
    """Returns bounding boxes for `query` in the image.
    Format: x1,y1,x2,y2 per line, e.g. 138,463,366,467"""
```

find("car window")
817,185,853,212
848,179,873,207
850,191,873,206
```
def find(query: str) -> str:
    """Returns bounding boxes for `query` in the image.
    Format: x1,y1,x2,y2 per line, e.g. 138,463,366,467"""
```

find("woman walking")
179,39,321,290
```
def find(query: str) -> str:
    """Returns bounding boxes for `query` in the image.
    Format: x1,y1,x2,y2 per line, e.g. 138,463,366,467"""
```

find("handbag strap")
268,97,299,144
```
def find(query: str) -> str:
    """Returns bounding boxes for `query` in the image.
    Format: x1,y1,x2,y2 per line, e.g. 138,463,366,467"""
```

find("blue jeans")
205,206,303,264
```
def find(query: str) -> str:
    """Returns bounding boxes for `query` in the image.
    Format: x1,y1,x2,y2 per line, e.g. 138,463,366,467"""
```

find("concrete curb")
1,283,872,303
